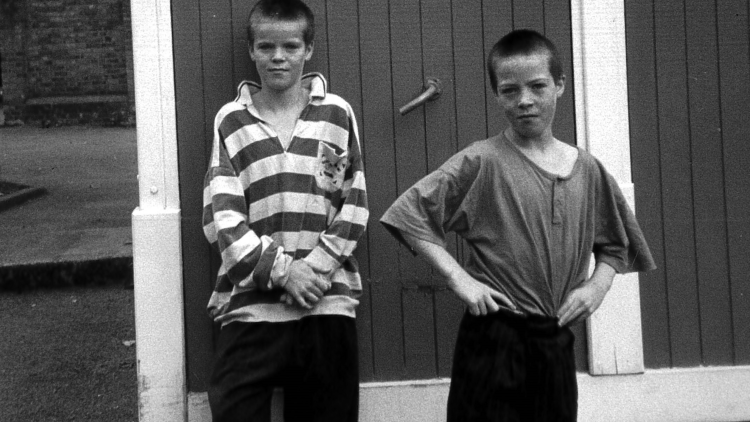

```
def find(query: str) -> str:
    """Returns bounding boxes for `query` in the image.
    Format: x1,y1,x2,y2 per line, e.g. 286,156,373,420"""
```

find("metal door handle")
399,78,442,115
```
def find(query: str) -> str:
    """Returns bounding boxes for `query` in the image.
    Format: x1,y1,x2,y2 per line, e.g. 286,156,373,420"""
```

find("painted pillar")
571,0,645,374
130,0,186,420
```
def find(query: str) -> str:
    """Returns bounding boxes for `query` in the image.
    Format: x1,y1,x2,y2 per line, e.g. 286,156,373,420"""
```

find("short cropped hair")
487,29,564,94
247,0,315,46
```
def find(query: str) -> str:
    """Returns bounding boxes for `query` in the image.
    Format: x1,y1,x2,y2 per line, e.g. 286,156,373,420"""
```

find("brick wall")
0,0,134,126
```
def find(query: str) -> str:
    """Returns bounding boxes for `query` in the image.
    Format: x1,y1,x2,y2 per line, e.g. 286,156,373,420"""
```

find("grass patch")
0,284,137,421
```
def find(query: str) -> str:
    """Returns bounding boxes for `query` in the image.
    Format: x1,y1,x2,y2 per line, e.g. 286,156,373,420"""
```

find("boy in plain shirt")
381,29,655,421
203,1,368,420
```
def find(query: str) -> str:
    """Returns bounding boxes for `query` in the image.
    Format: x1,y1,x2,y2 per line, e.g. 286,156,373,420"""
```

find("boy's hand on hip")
283,260,330,309
557,263,615,326
449,273,516,316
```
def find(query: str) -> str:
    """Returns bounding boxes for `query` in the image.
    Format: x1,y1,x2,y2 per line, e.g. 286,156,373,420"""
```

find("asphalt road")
0,126,137,267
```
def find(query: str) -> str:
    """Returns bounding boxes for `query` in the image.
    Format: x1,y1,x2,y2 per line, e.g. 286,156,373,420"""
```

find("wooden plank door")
359,0,581,381
626,0,750,369
175,0,581,390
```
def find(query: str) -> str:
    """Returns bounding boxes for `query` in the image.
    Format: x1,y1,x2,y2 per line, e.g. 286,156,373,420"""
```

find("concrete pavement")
0,126,137,269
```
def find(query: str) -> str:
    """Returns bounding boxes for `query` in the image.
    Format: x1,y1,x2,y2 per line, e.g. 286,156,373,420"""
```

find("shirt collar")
235,72,328,108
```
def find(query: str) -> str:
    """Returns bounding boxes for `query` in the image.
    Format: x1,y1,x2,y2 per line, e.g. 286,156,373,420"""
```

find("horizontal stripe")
203,221,218,244
335,200,369,226
209,175,246,197
245,173,317,204
212,272,234,294
295,120,350,150
210,195,248,225
202,202,215,227
220,229,261,269
341,188,368,211
303,102,350,128
230,137,284,172
249,212,329,237
252,242,279,291
224,123,275,159
213,208,248,232
317,236,363,262
208,267,363,319
207,291,232,318
248,191,328,223
219,108,263,142
272,230,324,253
323,221,368,245
212,261,361,295
216,294,360,325
348,172,367,192
228,282,353,307
239,153,319,187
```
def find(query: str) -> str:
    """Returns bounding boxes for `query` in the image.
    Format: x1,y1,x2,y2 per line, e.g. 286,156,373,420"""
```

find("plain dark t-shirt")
380,134,656,317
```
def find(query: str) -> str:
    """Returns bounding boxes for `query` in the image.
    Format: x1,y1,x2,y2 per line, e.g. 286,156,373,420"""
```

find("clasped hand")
280,260,331,309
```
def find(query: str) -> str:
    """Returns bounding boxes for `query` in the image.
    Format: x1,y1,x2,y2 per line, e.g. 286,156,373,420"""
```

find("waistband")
475,308,566,338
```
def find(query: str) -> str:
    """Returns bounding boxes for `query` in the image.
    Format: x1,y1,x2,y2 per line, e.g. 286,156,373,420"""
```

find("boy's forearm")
401,232,466,285
587,261,616,295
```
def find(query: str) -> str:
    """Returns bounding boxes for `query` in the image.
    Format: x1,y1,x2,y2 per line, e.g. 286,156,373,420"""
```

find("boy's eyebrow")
499,77,549,86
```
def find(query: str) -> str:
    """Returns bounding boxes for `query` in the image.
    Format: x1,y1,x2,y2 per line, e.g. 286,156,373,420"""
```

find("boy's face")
492,52,565,141
249,17,313,93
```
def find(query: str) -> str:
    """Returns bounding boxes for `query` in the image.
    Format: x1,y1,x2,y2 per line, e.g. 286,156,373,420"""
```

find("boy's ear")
248,41,256,61
305,42,314,61
555,74,566,97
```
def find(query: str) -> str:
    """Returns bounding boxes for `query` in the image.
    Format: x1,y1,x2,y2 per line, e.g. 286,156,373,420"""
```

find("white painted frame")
571,0,645,375
129,0,750,420
130,0,186,421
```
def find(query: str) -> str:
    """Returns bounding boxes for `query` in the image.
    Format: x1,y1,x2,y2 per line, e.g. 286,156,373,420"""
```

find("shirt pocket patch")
315,142,348,192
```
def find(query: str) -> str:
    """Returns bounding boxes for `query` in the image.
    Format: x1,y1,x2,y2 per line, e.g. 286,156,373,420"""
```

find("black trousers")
447,310,578,422
208,315,359,422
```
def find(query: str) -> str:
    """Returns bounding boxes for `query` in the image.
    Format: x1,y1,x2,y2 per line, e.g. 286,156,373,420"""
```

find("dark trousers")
208,315,359,422
447,310,578,422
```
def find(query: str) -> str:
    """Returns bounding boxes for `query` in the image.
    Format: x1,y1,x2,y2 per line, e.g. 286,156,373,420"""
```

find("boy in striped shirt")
202,1,368,420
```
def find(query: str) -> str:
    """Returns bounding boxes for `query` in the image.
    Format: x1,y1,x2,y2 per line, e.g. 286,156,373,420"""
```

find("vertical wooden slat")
420,0,460,379
654,0,702,367
544,0,575,146
358,0,405,381
512,0,545,31
717,0,750,365
434,289,465,377
482,1,513,137
390,0,436,380
435,0,487,377
685,0,733,366
325,0,374,381
305,0,329,77
453,0,488,148
422,0,457,173
625,0,671,369
232,1,254,84
203,0,235,142
389,0,431,285
173,0,214,392
401,288,437,378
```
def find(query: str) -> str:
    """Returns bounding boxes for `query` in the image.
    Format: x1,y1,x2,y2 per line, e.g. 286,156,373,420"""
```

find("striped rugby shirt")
203,73,369,325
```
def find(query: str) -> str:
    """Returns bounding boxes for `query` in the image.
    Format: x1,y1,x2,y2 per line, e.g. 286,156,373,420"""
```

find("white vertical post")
571,0,645,375
130,0,187,420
